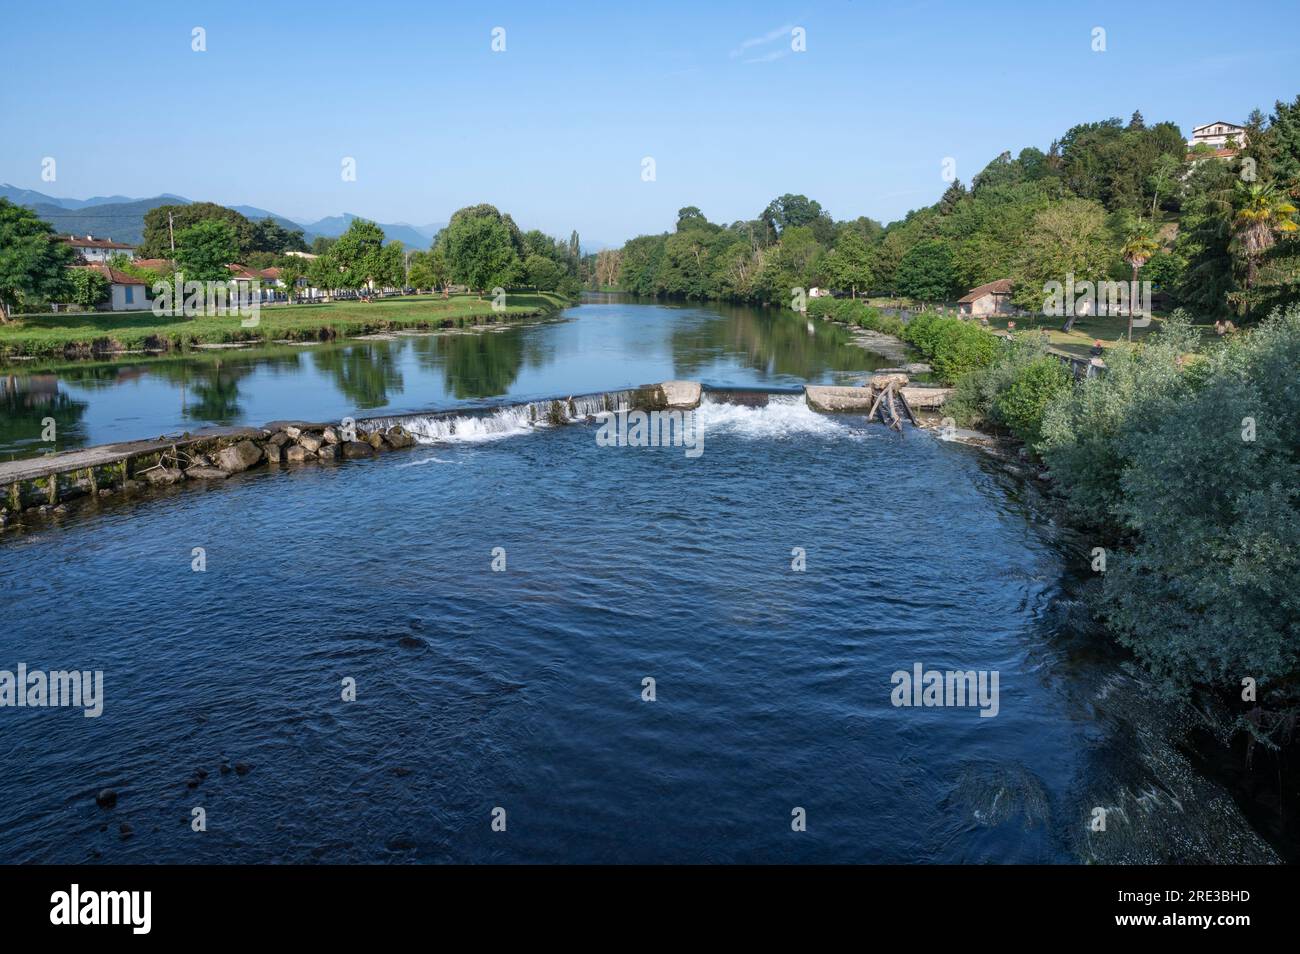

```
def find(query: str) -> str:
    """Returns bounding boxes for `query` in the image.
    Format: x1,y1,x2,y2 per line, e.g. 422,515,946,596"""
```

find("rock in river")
216,440,263,473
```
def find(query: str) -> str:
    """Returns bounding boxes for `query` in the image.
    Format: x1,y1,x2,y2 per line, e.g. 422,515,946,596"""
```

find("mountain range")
0,184,444,250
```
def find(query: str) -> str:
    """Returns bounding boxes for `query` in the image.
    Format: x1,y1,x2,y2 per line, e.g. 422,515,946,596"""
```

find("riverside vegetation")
0,200,585,357
906,303,1300,761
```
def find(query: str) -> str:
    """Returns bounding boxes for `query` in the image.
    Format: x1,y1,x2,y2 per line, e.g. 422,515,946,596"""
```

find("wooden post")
121,458,130,482
86,467,98,494
9,481,20,511
48,474,58,505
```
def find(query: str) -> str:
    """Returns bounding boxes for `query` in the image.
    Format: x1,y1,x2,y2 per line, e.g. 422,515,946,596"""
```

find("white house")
58,234,137,263
72,264,149,311
1188,121,1247,151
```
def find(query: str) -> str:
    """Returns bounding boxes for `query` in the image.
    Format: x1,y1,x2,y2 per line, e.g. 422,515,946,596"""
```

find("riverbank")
0,292,573,360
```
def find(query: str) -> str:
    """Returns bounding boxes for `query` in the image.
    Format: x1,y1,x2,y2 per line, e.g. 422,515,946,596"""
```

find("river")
0,295,1280,863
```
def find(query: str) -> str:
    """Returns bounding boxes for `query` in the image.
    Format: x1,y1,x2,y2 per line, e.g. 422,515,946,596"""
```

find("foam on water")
367,390,866,447
695,394,865,441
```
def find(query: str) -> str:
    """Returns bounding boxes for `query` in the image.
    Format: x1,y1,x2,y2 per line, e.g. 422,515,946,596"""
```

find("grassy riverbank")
0,292,573,360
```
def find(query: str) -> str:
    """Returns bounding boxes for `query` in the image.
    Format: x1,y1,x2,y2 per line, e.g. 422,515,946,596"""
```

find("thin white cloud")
744,48,791,64
730,23,794,59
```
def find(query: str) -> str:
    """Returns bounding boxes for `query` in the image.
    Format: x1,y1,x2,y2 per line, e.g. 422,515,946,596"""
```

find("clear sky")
2,0,1296,247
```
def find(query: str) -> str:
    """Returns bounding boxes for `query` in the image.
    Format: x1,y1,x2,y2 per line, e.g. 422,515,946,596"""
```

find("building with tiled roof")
70,264,150,312
57,234,137,263
958,279,1014,316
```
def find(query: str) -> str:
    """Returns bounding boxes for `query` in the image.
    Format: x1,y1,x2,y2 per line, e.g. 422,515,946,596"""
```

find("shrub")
1037,311,1201,534
904,313,997,383
992,357,1071,445
1099,305,1300,702
806,297,905,336
948,331,1060,435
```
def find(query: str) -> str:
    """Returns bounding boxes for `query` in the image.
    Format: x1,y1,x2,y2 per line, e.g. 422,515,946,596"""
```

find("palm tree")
1120,223,1160,341
1231,182,1299,314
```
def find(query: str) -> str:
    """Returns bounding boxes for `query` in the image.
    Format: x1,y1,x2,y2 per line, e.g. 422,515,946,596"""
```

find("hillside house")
1187,121,1247,151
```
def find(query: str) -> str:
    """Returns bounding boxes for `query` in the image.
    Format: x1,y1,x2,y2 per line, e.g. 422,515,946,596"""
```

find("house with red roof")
958,279,1014,317
57,234,137,263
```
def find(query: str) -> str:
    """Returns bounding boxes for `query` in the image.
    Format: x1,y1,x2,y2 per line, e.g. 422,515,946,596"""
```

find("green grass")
0,292,572,359
978,311,1218,358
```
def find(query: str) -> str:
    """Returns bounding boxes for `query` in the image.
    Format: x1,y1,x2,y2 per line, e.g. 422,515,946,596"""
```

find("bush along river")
0,295,1283,863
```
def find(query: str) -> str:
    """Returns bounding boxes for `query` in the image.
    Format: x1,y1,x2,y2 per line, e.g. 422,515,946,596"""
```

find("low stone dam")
0,378,952,531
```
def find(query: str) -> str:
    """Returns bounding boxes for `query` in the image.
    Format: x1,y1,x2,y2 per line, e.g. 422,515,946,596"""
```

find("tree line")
0,198,585,318
613,97,1300,319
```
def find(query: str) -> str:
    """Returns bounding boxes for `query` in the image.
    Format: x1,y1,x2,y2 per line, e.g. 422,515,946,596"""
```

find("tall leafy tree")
0,199,74,321
821,229,873,297
895,240,957,303
174,220,239,282
67,267,110,310
139,202,255,258
1011,198,1115,314
441,207,520,293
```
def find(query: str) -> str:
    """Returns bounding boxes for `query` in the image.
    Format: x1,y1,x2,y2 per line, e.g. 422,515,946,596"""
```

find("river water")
1,294,893,460
0,296,1281,863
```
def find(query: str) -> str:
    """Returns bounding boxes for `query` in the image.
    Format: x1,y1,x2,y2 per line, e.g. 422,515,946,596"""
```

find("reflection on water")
0,295,896,459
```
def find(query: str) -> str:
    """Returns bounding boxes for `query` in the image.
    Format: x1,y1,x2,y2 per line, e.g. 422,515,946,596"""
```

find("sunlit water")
0,299,1279,863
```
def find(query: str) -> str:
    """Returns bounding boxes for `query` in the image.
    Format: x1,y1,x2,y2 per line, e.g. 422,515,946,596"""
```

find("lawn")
0,292,571,358
977,311,1218,358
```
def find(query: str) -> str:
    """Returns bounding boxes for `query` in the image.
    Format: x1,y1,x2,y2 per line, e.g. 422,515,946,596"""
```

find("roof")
226,264,263,280
72,264,146,285
260,267,282,279
1186,147,1239,160
958,278,1013,303
58,235,135,249
1192,121,1244,132
131,258,174,272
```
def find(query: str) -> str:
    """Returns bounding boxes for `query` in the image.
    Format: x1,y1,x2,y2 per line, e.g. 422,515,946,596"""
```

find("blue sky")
2,0,1296,247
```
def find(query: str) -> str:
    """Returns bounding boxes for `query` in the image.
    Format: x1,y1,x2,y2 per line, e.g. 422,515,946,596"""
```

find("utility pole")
168,212,176,253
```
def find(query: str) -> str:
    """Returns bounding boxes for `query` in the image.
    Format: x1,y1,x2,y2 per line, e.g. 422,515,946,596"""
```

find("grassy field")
977,311,1218,358
0,292,572,359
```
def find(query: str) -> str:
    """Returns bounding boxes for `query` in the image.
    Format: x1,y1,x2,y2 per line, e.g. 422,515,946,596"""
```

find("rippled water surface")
0,299,1279,864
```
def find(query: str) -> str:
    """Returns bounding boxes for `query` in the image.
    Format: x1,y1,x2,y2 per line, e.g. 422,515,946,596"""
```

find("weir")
0,379,952,524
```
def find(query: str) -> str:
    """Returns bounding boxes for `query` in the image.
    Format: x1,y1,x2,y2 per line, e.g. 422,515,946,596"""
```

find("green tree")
1121,223,1160,339
174,220,239,282
821,229,873,297
895,240,956,303
1011,198,1115,316
408,247,449,295
1229,182,1298,314
441,206,522,293
0,199,74,321
67,267,110,310
524,253,563,291
325,219,386,291
278,259,305,303
139,202,255,258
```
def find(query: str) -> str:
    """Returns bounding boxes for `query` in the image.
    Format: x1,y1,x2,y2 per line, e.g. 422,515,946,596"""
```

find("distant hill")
22,197,187,245
303,213,444,250
1,184,438,249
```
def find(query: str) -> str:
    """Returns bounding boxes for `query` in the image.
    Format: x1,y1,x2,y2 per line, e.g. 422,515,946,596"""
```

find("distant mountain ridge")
0,184,443,250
